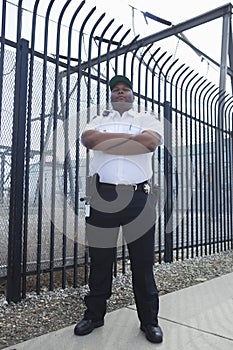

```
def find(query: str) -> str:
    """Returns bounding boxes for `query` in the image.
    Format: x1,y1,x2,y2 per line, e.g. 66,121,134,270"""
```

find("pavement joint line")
158,316,233,342
125,305,137,311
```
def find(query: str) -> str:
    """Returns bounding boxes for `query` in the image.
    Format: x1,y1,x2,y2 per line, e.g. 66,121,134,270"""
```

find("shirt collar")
110,108,136,120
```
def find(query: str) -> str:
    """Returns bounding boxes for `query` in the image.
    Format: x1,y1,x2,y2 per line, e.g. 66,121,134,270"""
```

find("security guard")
74,75,164,344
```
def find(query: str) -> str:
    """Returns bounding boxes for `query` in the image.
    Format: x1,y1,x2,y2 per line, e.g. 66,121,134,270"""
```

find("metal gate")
0,1,232,302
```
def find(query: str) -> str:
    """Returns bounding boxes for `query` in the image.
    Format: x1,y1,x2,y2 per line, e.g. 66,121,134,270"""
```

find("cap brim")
109,76,132,90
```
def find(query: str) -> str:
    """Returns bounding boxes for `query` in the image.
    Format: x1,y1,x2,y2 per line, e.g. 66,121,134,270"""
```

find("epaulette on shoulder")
102,110,111,117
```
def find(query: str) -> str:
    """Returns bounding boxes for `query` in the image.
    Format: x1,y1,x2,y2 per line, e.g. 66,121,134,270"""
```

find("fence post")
6,39,29,303
164,101,173,262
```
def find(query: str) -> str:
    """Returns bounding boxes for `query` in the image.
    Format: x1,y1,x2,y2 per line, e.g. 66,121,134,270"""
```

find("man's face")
111,82,134,112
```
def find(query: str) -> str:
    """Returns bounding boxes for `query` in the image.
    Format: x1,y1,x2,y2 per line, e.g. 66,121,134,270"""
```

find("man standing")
74,75,163,343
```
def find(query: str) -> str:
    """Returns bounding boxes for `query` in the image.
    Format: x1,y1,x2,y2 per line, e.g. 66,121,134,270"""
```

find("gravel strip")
0,250,232,349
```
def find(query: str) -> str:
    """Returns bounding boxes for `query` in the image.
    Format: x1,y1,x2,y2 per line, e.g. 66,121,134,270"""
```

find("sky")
1,0,233,89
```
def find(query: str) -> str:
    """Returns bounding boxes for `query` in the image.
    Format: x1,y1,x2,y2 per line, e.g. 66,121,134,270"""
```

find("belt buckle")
143,183,150,194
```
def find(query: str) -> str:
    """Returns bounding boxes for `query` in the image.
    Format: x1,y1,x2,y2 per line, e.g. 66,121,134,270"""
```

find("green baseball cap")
109,75,132,91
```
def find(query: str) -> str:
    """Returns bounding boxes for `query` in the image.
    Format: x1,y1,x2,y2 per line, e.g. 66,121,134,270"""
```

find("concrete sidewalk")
3,273,233,350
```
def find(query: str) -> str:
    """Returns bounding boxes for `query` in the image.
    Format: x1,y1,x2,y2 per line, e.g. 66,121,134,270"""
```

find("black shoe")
140,324,163,343
74,319,104,336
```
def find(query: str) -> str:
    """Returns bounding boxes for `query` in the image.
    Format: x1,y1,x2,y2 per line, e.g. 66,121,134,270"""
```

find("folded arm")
81,129,162,155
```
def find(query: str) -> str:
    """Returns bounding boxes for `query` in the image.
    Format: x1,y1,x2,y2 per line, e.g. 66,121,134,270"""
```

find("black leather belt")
98,181,151,193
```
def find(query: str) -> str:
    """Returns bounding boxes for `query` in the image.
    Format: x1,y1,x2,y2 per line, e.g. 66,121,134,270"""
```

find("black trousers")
84,182,159,326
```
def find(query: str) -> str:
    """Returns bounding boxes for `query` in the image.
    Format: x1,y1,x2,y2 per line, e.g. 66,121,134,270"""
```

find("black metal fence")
0,1,232,302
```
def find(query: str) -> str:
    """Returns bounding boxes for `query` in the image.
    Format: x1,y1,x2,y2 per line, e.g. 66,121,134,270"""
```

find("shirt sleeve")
83,115,101,132
141,114,164,145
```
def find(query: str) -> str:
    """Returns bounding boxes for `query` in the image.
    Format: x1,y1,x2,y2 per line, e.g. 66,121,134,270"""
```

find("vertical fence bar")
180,70,196,260
158,55,172,110
22,0,41,299
189,76,202,256
123,35,140,77
0,0,7,131
213,93,221,252
188,74,199,258
87,12,105,115
144,48,160,111
36,0,56,295
164,101,173,262
206,86,219,255
224,99,233,250
193,78,206,256
95,18,115,110
16,1,23,43
114,29,131,74
225,99,232,250
219,96,226,251
7,39,29,302
198,82,211,255
49,0,72,292
228,105,233,248
197,82,209,256
220,96,231,250
173,67,189,259
158,56,173,262
151,51,166,114
170,64,187,259
130,46,141,90
210,90,223,253
137,43,153,109
202,84,213,255
215,92,227,252
56,0,76,291
75,7,96,286
105,25,123,106
151,52,166,263
65,0,85,288
58,80,68,290
163,60,179,261
184,72,198,258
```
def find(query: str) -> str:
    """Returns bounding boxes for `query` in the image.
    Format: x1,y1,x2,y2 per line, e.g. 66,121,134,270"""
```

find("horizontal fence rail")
0,0,232,302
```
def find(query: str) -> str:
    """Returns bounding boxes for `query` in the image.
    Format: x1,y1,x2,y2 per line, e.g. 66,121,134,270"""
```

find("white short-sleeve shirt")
84,109,163,185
